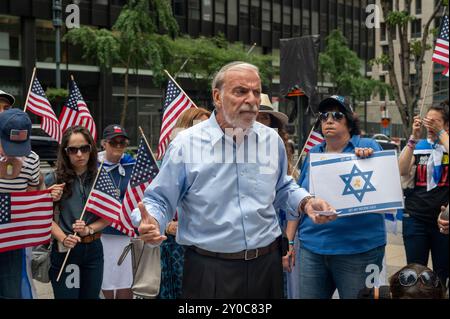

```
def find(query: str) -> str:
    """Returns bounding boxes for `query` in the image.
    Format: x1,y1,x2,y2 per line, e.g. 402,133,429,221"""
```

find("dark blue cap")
318,95,354,114
0,108,32,156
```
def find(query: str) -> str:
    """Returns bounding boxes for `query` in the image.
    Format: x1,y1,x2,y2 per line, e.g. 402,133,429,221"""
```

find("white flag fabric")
309,150,404,216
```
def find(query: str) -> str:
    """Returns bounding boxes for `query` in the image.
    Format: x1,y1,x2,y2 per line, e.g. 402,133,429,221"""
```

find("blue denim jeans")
49,239,104,299
0,249,23,299
402,214,449,285
298,245,385,299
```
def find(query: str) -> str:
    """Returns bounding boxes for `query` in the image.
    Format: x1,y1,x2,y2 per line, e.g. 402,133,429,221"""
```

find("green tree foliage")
154,33,273,90
64,0,178,126
319,30,389,101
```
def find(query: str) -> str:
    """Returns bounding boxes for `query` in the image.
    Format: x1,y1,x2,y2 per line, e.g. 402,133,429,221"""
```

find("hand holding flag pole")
56,162,104,282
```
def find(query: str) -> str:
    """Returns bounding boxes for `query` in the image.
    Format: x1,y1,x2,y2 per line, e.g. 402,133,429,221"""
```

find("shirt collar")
319,134,360,152
207,110,261,146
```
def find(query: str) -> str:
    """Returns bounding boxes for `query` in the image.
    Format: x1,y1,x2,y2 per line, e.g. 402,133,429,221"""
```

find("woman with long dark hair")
46,126,110,299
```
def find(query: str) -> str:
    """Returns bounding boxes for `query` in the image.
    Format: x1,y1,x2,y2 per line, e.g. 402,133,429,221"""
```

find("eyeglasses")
398,269,441,288
65,144,92,155
319,111,345,122
107,140,129,148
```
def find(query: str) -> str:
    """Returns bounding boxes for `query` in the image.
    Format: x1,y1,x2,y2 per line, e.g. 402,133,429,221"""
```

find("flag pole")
418,63,434,119
56,161,104,282
163,69,198,108
290,118,319,176
23,67,37,113
138,126,158,164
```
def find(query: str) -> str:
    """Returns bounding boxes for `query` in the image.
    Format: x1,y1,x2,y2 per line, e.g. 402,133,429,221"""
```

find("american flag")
304,130,325,153
25,77,61,143
118,138,159,233
156,79,194,159
59,80,97,140
0,190,53,253
85,167,136,237
432,15,449,77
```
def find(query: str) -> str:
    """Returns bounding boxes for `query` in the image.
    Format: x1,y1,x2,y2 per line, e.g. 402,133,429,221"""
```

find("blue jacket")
297,135,386,255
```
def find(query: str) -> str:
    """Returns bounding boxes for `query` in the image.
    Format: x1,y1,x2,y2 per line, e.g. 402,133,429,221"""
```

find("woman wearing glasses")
285,95,385,299
98,124,135,299
45,126,110,299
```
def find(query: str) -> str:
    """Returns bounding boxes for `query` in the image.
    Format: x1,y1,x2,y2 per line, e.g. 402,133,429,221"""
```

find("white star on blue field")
339,165,376,202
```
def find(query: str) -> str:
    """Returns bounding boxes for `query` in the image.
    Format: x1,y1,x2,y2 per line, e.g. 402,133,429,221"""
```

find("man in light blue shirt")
132,61,335,298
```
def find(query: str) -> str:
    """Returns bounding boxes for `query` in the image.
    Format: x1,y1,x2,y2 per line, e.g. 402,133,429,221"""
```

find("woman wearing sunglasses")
285,95,385,299
45,126,110,299
97,124,135,299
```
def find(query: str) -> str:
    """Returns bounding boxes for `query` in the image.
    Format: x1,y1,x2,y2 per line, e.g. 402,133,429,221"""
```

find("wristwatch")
87,225,94,235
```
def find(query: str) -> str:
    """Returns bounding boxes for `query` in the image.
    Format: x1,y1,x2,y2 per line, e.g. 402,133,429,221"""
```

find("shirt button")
245,215,248,219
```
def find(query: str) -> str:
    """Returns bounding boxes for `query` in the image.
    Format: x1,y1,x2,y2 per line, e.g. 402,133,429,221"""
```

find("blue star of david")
339,165,376,202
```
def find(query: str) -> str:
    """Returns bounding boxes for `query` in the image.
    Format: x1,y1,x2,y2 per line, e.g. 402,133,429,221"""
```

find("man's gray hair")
211,61,260,93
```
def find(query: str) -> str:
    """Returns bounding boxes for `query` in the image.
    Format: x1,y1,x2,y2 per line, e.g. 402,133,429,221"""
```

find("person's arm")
399,116,422,176
438,130,449,153
72,218,111,236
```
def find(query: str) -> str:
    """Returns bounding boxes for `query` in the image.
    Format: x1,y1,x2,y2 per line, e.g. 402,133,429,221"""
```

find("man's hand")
438,206,449,235
138,202,167,245
303,197,337,224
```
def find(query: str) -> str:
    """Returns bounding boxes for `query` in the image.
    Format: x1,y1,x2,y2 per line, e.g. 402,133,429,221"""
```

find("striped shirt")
0,151,40,192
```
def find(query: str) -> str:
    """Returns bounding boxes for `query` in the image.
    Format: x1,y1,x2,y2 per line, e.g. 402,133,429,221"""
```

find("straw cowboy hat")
259,93,289,125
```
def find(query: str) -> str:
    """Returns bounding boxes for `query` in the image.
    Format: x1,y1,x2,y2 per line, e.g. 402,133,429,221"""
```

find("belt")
190,239,280,261
80,232,102,244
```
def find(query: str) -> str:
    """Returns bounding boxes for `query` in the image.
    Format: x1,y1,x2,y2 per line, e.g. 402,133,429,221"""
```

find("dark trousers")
49,239,104,299
403,215,449,285
0,249,23,299
181,245,283,299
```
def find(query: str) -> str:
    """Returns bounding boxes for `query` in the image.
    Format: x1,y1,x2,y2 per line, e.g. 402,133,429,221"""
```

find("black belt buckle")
244,249,258,260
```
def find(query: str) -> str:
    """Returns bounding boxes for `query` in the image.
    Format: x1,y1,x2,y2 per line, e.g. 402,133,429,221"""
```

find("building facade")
0,0,376,148
368,0,449,138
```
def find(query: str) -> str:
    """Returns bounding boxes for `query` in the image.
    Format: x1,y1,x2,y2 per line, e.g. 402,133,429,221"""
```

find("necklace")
108,170,122,198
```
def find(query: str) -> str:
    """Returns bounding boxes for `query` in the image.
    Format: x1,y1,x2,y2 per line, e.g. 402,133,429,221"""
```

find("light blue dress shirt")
131,112,309,253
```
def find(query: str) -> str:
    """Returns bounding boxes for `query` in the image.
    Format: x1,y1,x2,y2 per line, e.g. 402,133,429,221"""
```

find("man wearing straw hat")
132,61,336,298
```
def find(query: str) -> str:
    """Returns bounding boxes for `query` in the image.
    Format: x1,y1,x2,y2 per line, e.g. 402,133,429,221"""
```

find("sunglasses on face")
65,144,92,155
398,269,441,288
319,111,345,122
107,140,129,148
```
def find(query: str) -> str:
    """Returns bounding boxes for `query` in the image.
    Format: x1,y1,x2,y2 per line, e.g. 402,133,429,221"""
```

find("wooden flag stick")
70,74,74,81
418,63,434,119
138,126,158,165
56,161,104,282
290,118,320,176
22,67,37,113
163,69,198,108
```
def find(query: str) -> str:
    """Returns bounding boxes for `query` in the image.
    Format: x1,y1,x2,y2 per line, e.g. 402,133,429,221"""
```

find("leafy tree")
370,0,447,137
319,30,389,103
154,33,274,91
64,0,178,126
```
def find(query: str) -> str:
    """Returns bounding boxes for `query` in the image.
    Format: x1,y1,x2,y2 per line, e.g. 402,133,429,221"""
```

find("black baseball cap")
102,124,129,140
0,90,15,105
0,108,32,156
318,95,354,114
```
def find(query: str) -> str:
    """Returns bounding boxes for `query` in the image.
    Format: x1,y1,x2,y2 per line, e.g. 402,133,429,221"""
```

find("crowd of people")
0,61,448,299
